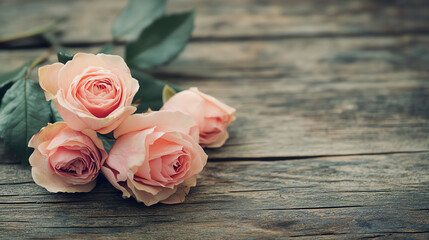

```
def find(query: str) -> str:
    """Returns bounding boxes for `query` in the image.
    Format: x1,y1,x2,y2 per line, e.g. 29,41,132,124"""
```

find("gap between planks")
3,29,429,50
207,150,429,162
1,149,429,165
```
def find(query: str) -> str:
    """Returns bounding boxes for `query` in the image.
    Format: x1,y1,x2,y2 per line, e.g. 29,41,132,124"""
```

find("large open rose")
102,111,207,206
161,87,236,148
38,53,139,134
28,122,107,193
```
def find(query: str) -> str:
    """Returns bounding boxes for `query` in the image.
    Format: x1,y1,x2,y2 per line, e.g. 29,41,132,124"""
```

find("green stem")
25,46,56,79
0,22,60,44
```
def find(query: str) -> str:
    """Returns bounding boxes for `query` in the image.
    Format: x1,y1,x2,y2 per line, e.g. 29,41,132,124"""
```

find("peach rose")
161,87,236,148
38,53,139,134
102,111,207,206
28,122,107,193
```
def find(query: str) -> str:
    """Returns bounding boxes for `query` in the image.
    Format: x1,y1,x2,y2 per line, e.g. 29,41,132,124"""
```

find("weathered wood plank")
1,0,429,45
1,153,428,239
0,36,428,159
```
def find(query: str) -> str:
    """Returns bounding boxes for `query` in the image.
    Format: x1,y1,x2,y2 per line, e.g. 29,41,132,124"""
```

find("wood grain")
1,1,428,238
1,153,428,239
1,0,429,46
1,36,428,159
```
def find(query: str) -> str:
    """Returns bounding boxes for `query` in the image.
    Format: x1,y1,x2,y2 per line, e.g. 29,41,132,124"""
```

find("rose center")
58,157,87,175
73,70,122,118
93,81,110,94
173,159,182,172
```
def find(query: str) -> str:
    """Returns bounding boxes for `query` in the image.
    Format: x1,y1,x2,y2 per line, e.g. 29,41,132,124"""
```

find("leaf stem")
0,20,62,44
25,46,56,79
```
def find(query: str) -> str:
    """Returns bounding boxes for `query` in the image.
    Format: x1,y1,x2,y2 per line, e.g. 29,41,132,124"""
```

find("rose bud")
28,122,107,193
102,111,207,206
38,53,139,134
161,87,236,148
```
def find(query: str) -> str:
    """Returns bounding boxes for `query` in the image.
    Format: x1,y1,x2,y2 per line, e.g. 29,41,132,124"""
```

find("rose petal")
201,129,229,148
94,106,136,134
97,54,131,73
190,87,236,118
161,90,205,128
28,122,68,149
58,53,109,91
28,122,106,193
30,149,96,193
46,126,97,152
161,175,197,204
114,111,197,140
101,165,132,198
38,63,64,100
127,179,177,206
56,91,136,134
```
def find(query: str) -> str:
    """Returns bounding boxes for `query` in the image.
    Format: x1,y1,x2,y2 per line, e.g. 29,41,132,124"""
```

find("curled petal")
161,175,197,204
56,92,136,134
38,63,64,100
30,144,97,193
103,113,207,206
28,122,67,149
114,111,198,140
162,88,236,148
161,90,205,127
190,87,236,119
40,53,139,134
28,122,107,193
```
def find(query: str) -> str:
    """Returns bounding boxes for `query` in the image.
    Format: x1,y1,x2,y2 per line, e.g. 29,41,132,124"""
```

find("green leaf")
0,78,52,164
99,43,114,54
162,84,176,104
57,47,74,64
112,0,167,40
98,134,116,153
126,11,195,69
49,101,63,122
0,63,30,104
131,68,180,112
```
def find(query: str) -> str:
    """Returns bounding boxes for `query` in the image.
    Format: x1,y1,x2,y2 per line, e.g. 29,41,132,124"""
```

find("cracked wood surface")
1,0,429,45
0,0,428,239
0,153,428,239
1,36,429,158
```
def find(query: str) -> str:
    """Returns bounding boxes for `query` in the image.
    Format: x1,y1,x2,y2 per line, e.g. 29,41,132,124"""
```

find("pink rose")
28,122,107,193
161,87,236,148
102,111,207,206
38,53,139,134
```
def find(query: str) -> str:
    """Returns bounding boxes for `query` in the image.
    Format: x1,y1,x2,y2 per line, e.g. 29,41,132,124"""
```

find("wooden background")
1,0,428,239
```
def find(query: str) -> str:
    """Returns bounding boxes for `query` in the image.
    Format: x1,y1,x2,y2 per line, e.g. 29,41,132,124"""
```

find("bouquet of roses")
0,0,235,206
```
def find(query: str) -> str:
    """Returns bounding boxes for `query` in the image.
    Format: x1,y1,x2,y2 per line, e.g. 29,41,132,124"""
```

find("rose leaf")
99,43,114,54
125,11,195,69
57,47,74,64
130,68,180,113
98,134,116,153
0,62,30,104
0,78,52,164
111,0,167,40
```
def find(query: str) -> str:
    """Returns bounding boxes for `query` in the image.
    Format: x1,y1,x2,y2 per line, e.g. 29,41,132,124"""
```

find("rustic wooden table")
1,0,429,239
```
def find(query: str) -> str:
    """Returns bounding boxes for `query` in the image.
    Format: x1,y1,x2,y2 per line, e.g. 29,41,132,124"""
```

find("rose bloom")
28,122,107,193
38,53,139,134
102,111,207,206
161,87,236,148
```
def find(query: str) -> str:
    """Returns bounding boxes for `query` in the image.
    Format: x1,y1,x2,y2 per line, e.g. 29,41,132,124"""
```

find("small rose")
28,122,107,193
161,87,236,148
102,111,207,206
38,53,139,134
